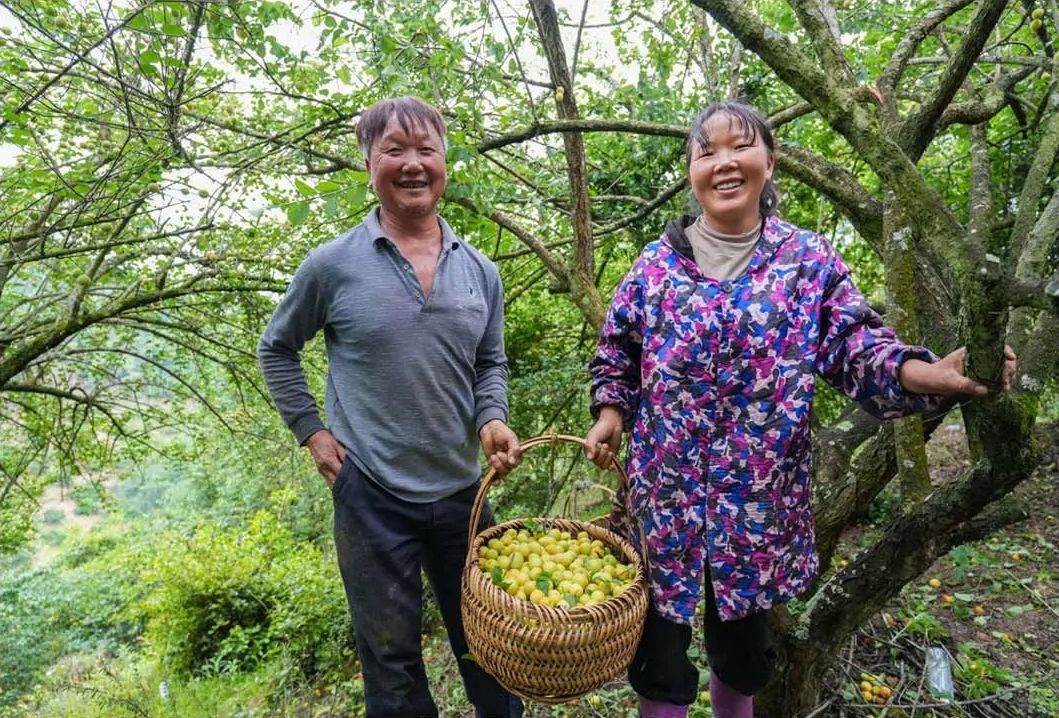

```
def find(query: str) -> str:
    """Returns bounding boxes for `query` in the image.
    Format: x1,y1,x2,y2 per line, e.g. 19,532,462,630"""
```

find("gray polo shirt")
257,208,509,502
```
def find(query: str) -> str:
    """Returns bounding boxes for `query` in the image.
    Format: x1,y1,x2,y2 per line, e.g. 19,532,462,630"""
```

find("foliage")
1,0,1057,713
15,650,363,718
0,539,138,715
125,511,351,679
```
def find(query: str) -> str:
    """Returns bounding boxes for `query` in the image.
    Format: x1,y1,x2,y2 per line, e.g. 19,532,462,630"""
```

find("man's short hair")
355,97,447,158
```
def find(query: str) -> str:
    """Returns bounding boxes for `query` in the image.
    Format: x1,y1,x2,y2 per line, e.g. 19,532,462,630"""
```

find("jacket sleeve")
257,251,329,444
473,264,509,432
589,258,646,427
816,254,943,419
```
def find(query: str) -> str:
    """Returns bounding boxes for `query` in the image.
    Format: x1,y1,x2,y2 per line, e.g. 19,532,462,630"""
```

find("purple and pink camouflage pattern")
591,215,941,623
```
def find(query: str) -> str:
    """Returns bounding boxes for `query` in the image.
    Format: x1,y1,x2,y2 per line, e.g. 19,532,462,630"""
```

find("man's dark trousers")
332,455,523,718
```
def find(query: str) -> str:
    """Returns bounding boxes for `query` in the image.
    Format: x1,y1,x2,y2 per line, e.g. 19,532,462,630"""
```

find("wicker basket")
460,434,649,704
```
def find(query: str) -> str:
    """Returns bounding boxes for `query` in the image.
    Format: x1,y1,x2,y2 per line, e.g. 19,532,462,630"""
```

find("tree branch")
898,0,1009,160
449,197,569,286
807,458,1015,646
595,176,688,238
775,145,883,247
1008,274,1059,313
476,105,816,155
790,0,857,88
939,66,1037,128
1010,95,1059,267
0,2,155,131
877,0,978,95
478,119,683,154
691,0,853,117
530,0,595,281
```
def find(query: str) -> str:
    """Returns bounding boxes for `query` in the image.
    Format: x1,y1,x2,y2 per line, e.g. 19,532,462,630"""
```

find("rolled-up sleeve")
257,251,329,444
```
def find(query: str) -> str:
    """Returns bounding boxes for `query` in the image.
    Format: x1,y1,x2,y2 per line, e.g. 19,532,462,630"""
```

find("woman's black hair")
685,101,779,219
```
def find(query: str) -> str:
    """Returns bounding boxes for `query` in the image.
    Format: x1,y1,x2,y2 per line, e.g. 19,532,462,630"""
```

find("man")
258,96,523,718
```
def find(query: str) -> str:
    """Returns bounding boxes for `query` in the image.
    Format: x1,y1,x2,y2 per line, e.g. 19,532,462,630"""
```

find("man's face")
366,116,447,220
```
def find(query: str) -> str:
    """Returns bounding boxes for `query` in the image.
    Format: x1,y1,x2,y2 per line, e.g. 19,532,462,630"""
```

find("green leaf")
535,575,551,592
126,13,150,31
323,194,338,217
490,567,506,588
316,180,342,193
350,184,367,207
139,49,161,65
336,66,351,84
294,179,315,197
1004,604,1034,618
562,593,577,608
286,201,310,226
162,23,183,36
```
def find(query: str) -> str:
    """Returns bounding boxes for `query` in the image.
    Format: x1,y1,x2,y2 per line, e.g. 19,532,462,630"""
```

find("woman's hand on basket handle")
584,407,623,470
480,420,522,476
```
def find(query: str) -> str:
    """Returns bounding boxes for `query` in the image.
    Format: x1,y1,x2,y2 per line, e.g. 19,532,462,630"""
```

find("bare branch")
478,119,684,154
1010,98,1059,267
449,197,569,285
595,176,688,238
939,66,1037,127
1008,273,1059,313
692,0,852,116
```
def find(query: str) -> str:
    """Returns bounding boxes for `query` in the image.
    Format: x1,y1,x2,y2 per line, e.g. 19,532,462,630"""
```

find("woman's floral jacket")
591,215,940,623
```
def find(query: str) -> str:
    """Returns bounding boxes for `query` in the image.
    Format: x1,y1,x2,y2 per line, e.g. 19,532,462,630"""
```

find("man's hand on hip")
306,430,346,487
479,420,522,476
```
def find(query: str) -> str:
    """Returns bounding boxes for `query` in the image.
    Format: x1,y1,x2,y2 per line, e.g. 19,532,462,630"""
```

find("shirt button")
720,281,733,293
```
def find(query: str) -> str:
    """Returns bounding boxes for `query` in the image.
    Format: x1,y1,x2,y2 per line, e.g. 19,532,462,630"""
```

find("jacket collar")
663,214,795,271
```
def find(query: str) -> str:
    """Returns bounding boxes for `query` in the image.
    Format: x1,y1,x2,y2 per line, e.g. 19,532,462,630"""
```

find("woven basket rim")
464,516,647,621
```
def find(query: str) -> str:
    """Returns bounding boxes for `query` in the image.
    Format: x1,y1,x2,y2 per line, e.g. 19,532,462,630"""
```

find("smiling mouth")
714,179,745,191
397,180,428,189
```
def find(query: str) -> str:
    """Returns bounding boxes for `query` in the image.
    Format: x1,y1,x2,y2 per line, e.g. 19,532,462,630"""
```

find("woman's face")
688,112,774,234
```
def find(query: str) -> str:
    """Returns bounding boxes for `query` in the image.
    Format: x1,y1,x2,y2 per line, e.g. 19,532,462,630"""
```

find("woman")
583,101,1014,718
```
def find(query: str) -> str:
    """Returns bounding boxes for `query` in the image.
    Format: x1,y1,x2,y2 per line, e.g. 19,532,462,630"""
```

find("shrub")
127,511,352,678
0,561,136,715
41,508,65,525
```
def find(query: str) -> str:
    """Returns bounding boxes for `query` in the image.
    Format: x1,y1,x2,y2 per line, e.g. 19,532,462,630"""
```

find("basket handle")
467,433,642,557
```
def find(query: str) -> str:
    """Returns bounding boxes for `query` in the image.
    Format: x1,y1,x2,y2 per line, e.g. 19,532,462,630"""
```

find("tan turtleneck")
684,216,762,281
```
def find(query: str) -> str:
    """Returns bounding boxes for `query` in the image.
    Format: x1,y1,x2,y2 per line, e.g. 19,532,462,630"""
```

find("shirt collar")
366,207,461,251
